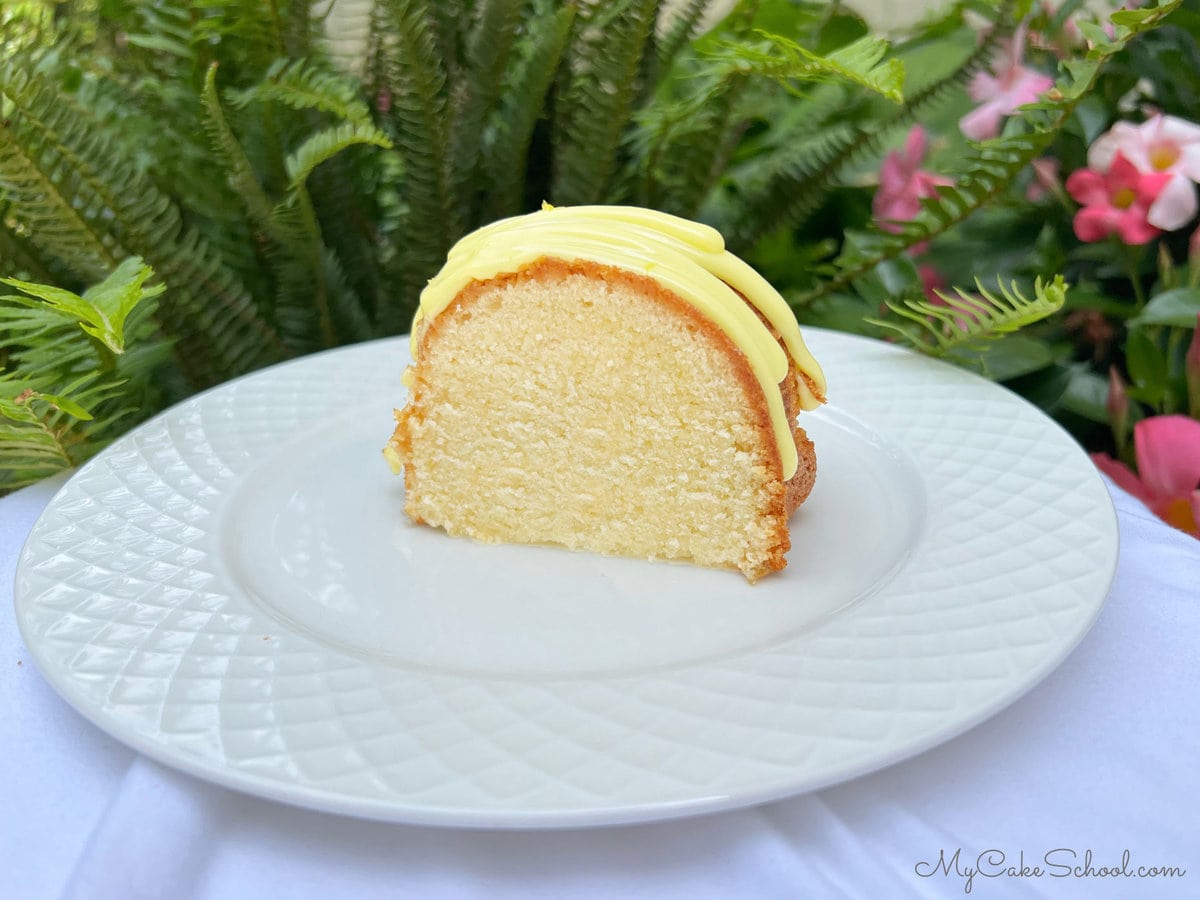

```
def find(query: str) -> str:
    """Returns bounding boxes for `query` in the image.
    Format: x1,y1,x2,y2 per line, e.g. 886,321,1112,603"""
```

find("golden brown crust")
786,425,817,515
396,255,814,581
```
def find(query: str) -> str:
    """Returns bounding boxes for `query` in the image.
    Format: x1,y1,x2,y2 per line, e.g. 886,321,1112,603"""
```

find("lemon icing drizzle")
409,205,826,479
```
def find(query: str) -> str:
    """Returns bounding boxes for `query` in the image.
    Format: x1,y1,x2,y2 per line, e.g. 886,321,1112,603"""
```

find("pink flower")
1092,415,1200,538
959,25,1055,141
1088,114,1200,230
1026,157,1061,201
1065,151,1172,245
873,127,952,252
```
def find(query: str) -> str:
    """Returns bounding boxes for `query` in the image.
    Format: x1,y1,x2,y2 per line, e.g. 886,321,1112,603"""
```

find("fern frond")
114,0,200,77
318,245,374,343
0,89,120,281
723,1,1016,251
656,0,713,70
283,130,385,348
200,63,281,240
867,276,1068,355
0,209,68,285
325,0,376,74
376,0,454,326
2,257,163,355
0,60,287,384
285,121,393,189
629,72,749,215
797,0,1181,306
724,121,858,249
550,0,660,205
486,2,577,218
450,0,526,218
704,32,904,102
1,260,166,492
228,57,374,125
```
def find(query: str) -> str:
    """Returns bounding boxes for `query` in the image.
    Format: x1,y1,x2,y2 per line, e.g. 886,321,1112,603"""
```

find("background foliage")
0,0,1192,492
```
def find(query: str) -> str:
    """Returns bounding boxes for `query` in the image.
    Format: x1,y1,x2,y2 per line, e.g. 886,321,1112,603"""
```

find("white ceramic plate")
14,329,1117,828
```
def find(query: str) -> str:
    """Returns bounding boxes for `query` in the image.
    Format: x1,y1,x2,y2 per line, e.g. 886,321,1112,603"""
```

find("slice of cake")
384,204,826,581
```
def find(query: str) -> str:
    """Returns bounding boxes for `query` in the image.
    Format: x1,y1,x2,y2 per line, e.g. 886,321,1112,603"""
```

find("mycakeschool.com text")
914,848,1186,894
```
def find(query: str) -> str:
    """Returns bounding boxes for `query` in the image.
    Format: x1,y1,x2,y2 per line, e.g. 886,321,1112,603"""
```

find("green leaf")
1125,327,1169,401
33,391,95,420
946,335,1056,381
486,2,576,218
200,63,280,242
285,122,393,190
1,57,287,385
229,58,374,126
1128,288,1200,329
704,31,904,102
1,257,161,354
867,276,1068,356
551,0,660,205
375,0,454,325
78,258,164,353
1057,366,1111,424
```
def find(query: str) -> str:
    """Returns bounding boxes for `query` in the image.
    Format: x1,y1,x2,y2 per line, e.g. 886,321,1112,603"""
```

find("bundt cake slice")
384,205,826,581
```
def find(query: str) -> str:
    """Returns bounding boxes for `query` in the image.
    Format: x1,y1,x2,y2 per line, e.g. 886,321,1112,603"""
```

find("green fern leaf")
724,121,858,249
199,63,281,241
720,1,1017,251
0,261,166,492
704,31,904,102
656,0,714,70
375,0,454,327
486,2,577,218
450,0,526,217
867,276,1068,355
229,57,374,126
0,210,65,284
0,82,120,281
285,122,393,189
628,72,749,215
1,257,162,355
0,60,287,384
550,0,660,206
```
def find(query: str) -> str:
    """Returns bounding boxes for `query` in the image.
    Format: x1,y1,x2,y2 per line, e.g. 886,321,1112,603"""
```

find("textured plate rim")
13,329,1119,829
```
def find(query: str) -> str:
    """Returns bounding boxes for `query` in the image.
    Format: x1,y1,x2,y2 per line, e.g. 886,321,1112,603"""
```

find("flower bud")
1187,313,1200,420
1108,365,1131,454
1190,226,1200,287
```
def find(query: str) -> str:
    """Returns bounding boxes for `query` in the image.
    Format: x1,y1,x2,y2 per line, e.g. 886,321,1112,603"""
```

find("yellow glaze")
409,205,826,479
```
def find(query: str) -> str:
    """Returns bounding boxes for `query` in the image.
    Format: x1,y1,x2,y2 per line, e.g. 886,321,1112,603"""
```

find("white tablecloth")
4,472,1198,899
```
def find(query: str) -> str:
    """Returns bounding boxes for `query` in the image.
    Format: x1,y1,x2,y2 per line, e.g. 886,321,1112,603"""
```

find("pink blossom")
1026,157,1061,201
959,25,1055,141
873,127,952,252
1089,114,1200,230
1065,151,1172,245
1092,415,1200,538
